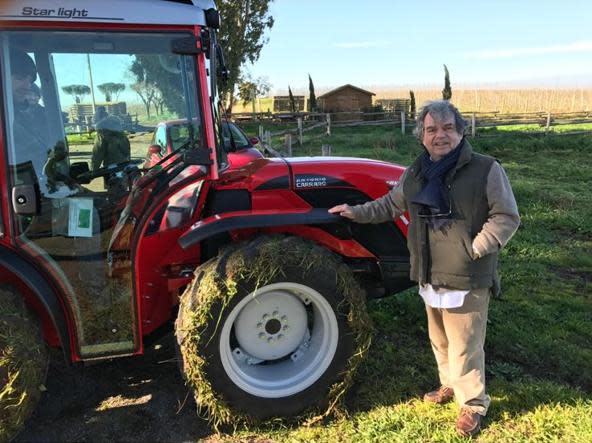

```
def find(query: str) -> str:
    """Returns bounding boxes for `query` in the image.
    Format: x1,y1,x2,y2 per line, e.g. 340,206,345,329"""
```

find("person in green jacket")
92,109,130,193
329,100,520,438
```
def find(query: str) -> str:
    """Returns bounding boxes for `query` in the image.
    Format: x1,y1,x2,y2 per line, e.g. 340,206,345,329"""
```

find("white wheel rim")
219,282,339,398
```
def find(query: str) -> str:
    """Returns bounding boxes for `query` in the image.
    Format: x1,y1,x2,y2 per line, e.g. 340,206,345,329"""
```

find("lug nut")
281,315,287,322
277,334,284,340
256,322,263,329
262,313,269,320
272,310,279,317
282,325,290,331
267,337,274,343
258,332,266,339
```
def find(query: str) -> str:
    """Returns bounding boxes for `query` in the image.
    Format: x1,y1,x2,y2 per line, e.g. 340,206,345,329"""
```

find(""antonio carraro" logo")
295,175,327,188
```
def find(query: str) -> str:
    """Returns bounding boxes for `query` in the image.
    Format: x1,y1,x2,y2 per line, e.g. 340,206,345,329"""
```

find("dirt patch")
14,331,215,443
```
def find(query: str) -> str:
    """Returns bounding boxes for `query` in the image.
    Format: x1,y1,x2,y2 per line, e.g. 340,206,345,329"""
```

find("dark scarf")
411,139,465,229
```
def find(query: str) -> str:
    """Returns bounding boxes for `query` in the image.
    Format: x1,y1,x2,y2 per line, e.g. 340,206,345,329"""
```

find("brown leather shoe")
456,408,483,438
423,386,454,404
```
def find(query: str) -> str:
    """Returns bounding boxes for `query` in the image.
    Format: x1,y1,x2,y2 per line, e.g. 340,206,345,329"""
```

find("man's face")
421,112,462,161
12,73,33,104
25,90,40,106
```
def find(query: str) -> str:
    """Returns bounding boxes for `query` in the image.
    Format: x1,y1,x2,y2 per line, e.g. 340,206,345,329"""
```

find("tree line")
60,1,275,118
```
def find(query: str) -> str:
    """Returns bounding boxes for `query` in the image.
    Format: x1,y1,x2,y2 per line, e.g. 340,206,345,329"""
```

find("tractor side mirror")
12,184,40,215
215,45,229,85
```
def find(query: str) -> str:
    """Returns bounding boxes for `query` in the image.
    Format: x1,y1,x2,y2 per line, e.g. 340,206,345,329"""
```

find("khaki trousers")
424,287,491,416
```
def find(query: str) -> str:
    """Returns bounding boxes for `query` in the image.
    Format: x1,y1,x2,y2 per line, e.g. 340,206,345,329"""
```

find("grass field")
217,126,592,442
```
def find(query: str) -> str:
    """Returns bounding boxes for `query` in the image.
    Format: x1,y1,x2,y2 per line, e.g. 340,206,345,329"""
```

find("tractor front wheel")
175,236,371,425
0,286,48,442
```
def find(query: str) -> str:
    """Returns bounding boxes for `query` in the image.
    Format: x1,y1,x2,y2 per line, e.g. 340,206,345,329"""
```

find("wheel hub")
265,318,281,335
234,290,308,361
220,282,339,398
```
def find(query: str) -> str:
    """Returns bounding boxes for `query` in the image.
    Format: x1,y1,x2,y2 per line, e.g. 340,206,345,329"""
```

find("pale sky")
32,0,592,108
245,0,592,94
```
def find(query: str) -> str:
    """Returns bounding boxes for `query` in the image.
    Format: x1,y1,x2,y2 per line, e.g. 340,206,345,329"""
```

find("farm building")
318,84,375,113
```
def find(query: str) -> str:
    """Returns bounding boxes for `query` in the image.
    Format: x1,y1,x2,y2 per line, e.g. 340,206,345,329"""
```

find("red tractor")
0,0,410,438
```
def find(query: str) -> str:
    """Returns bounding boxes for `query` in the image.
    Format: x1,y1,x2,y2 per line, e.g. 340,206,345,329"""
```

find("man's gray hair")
413,100,467,141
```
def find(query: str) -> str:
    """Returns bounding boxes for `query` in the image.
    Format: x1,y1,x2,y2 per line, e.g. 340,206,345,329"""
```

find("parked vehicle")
145,119,263,169
0,1,411,439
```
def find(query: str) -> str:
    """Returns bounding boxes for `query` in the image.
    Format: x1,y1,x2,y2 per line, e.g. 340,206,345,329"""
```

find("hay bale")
0,286,48,442
176,235,373,430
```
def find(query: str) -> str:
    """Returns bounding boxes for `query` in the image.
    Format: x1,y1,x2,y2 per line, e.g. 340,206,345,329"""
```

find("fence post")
284,133,292,156
265,130,271,152
400,111,406,134
297,117,303,146
259,125,264,141
326,113,331,136
546,111,551,133
321,144,332,156
471,113,476,137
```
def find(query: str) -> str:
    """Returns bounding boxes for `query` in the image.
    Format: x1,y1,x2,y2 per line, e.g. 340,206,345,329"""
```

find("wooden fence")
247,110,592,157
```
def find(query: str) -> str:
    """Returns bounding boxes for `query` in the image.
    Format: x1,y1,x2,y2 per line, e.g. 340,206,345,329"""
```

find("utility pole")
251,84,256,118
86,54,96,113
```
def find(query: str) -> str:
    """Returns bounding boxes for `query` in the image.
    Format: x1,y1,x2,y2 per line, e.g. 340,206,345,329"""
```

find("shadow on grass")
488,376,590,419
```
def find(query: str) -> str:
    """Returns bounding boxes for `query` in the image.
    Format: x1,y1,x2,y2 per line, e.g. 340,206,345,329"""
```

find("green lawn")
222,126,592,442
478,122,592,134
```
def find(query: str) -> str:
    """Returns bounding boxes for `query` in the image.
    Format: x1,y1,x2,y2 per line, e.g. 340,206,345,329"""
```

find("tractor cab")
0,0,224,360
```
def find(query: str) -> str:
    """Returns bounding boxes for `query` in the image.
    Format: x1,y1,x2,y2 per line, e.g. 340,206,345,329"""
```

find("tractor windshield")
0,29,202,358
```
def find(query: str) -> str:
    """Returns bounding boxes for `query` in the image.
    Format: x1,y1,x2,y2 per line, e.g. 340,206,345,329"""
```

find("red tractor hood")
286,156,406,200
179,155,410,250
216,156,406,204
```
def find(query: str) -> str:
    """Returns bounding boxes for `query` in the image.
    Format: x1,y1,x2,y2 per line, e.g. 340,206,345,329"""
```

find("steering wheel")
76,159,144,182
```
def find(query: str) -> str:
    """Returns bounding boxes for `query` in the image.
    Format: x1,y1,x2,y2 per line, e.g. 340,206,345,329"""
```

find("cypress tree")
308,74,316,112
442,64,452,100
288,86,296,113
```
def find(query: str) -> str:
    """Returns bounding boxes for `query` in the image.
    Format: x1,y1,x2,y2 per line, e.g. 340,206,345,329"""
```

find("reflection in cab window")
1,31,202,358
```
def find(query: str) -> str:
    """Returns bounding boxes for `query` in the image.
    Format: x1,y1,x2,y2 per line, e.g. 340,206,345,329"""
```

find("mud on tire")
0,286,48,442
175,236,372,426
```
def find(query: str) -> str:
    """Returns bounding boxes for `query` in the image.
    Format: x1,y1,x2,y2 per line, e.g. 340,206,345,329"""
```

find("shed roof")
318,84,375,99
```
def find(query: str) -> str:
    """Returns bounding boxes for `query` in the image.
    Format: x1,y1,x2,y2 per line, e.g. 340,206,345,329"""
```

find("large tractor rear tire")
175,236,372,426
0,286,48,442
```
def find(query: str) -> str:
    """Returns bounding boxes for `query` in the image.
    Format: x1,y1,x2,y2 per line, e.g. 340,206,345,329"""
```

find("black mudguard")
178,208,343,249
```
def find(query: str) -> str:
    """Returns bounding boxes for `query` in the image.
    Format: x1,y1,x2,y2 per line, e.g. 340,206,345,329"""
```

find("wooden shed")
318,84,375,113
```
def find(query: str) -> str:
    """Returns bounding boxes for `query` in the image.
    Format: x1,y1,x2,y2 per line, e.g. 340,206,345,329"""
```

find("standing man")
91,110,130,193
329,100,520,437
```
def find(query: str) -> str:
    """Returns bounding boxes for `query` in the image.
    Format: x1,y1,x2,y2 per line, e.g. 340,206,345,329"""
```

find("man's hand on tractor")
328,204,355,220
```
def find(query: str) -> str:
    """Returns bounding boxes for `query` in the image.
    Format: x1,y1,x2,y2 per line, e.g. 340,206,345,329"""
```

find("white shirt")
419,284,469,309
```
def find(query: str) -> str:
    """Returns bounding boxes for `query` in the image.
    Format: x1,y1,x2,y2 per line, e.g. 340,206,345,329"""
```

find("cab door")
0,29,203,359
